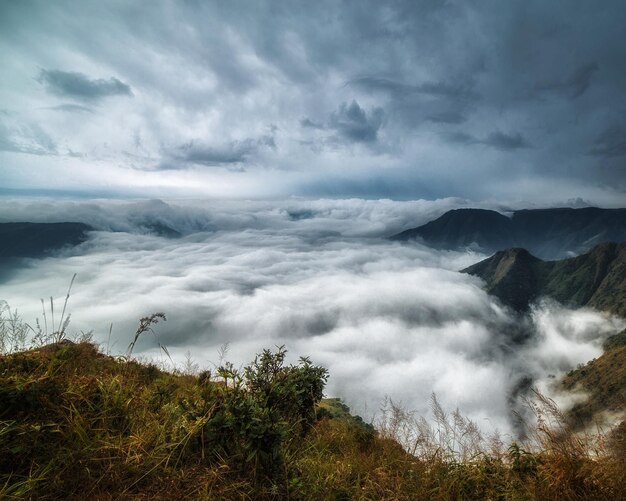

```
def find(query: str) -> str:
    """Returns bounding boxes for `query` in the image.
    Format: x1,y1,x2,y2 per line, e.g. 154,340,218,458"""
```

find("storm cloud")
37,69,132,101
328,100,384,143
445,130,530,151
162,135,276,169
534,62,600,100
0,1,624,200
589,124,626,158
483,131,530,151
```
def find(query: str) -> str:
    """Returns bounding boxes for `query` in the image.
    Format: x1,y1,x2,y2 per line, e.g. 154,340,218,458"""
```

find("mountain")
393,208,515,252
562,329,626,431
2,340,624,499
465,242,626,446
463,242,626,315
462,247,543,311
392,207,626,259
0,222,92,260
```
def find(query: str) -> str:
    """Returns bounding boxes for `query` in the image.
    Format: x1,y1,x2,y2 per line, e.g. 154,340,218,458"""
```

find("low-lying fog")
0,197,623,435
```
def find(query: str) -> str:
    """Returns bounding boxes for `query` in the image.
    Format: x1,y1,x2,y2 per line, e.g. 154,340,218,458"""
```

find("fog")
0,197,623,436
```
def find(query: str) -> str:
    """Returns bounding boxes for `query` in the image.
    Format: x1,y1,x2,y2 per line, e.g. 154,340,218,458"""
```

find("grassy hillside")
538,242,626,315
462,248,542,311
464,242,626,315
1,339,625,500
562,330,626,430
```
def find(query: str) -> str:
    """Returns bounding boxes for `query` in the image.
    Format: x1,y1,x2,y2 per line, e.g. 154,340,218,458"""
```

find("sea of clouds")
0,197,623,436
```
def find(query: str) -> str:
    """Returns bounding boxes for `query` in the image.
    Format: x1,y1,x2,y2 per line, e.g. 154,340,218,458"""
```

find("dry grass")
1,340,625,500
562,341,626,429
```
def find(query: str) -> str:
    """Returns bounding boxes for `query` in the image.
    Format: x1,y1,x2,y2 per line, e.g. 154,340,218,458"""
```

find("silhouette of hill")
0,222,92,261
393,207,626,259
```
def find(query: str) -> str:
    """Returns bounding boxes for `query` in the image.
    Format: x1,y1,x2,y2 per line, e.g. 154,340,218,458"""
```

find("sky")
1,2,625,437
1,0,625,203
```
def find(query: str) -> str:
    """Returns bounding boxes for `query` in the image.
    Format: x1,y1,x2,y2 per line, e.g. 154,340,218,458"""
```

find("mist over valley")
1,197,623,436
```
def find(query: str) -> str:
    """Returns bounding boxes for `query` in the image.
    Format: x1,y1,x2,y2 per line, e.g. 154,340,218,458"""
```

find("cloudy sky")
1,0,625,203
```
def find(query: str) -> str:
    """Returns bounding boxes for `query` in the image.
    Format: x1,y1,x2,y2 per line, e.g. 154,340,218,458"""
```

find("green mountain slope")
463,242,626,316
562,331,626,429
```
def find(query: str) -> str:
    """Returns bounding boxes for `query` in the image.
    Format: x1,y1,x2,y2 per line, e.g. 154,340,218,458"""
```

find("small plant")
126,312,170,361
377,393,489,462
0,302,29,354
245,347,329,434
30,274,77,346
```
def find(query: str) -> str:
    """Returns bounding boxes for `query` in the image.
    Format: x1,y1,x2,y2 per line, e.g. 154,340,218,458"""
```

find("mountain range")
0,222,92,261
393,207,626,260
464,241,626,432
463,242,626,315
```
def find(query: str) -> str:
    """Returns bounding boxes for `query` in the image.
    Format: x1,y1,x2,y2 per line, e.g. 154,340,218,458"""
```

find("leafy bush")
0,341,329,498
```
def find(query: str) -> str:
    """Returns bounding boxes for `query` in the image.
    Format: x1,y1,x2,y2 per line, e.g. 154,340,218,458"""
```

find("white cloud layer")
0,197,623,436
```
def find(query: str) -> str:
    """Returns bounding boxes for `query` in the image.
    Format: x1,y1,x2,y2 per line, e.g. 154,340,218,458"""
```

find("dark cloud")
37,69,132,101
535,62,600,99
349,76,412,96
348,76,475,129
426,110,467,124
445,131,478,146
445,130,529,151
351,76,477,101
163,135,276,169
327,100,384,143
483,131,530,151
1,1,625,198
589,125,626,157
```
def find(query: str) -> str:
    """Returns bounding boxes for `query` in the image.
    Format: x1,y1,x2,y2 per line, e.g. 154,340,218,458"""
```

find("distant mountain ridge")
463,242,626,316
0,222,92,261
392,207,626,260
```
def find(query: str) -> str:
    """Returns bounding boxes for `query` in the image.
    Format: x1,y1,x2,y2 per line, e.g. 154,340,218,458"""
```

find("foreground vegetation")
0,299,624,499
0,337,624,500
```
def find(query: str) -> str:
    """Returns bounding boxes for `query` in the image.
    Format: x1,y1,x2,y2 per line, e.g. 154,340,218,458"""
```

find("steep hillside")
0,222,92,260
562,330,626,430
1,340,625,500
393,207,626,259
462,248,542,311
466,244,626,443
538,242,626,314
463,242,626,315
